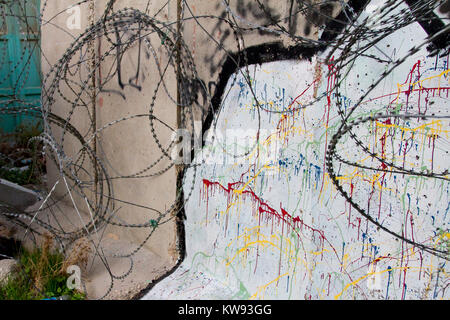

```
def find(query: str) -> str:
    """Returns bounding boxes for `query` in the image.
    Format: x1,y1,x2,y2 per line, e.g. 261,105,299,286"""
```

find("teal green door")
0,0,41,134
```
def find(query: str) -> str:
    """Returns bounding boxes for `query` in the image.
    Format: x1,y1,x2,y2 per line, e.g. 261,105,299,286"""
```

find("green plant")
0,272,36,300
0,122,45,186
0,166,40,185
11,123,43,149
0,235,86,300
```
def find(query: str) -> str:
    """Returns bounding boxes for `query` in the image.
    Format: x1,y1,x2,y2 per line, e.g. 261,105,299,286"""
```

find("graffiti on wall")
144,0,449,300
0,0,448,299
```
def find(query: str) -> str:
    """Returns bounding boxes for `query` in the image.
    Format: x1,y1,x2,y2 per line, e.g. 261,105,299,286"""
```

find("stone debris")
0,259,18,284
0,178,40,210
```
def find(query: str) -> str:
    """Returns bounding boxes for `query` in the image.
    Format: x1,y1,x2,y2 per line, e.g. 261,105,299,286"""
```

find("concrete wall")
39,0,332,286
41,0,179,266
144,0,450,300
39,0,449,300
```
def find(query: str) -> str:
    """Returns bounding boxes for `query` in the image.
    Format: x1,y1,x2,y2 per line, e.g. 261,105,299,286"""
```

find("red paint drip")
201,178,342,262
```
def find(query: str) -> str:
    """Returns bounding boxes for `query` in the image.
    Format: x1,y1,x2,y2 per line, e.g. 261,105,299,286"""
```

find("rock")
0,259,18,284
0,178,40,209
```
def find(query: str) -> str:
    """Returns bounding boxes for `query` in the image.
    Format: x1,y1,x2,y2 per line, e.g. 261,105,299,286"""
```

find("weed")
0,235,86,300
0,166,40,185
61,237,92,274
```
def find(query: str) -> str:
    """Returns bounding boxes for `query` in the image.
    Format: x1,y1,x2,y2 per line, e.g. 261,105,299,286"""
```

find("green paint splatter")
150,219,158,228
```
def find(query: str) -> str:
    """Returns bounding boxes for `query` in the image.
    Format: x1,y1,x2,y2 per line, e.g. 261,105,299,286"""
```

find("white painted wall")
145,1,449,300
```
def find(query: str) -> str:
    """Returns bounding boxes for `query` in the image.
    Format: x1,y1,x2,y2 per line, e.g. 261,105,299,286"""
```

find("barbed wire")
0,0,448,299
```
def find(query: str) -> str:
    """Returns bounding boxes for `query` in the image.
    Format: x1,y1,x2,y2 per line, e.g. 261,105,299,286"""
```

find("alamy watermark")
66,264,82,291
171,121,282,167
66,5,81,30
